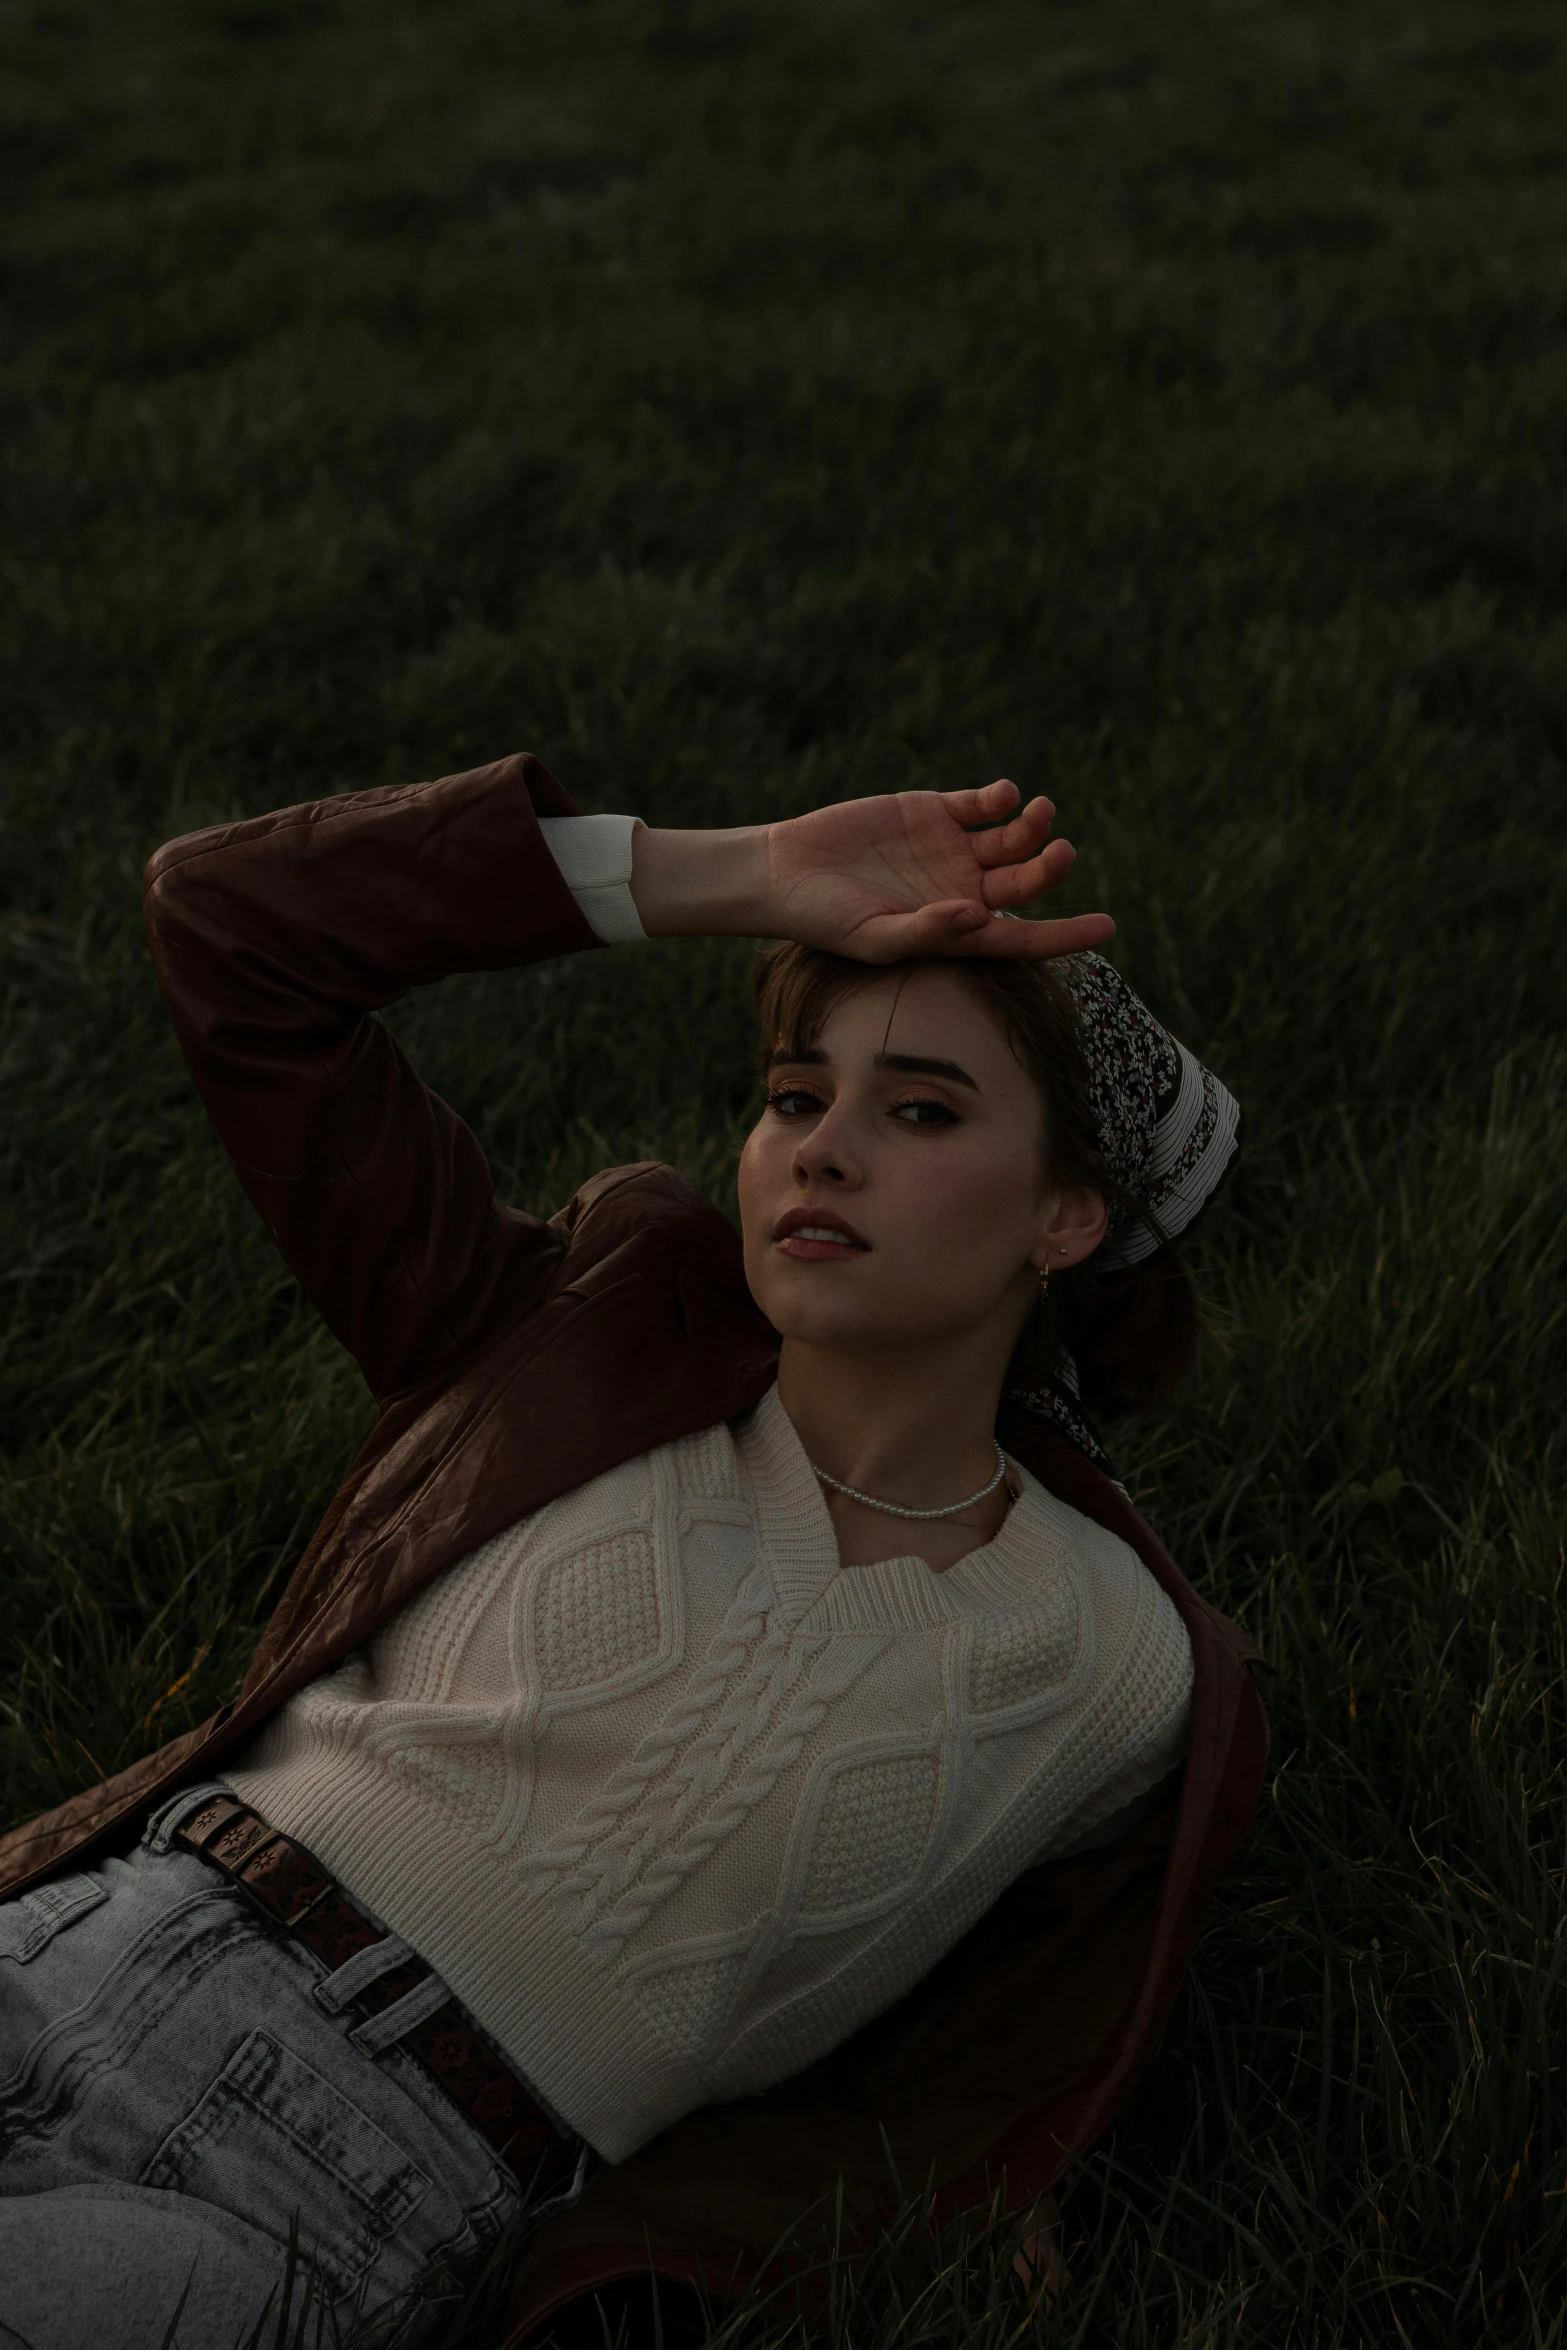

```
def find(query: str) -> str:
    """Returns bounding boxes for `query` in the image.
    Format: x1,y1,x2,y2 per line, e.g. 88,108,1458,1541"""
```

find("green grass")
3,0,1566,2340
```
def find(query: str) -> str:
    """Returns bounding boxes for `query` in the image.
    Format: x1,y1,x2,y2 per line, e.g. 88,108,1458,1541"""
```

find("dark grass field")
3,0,1566,2340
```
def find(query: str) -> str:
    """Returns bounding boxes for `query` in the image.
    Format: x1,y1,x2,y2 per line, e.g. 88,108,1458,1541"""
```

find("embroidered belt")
176,1793,582,2201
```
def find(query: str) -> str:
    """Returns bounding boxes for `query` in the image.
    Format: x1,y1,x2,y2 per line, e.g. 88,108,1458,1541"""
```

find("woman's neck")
775,1331,1016,1572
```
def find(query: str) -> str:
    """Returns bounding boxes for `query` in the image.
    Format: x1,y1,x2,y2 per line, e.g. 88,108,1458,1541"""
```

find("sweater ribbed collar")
735,1384,1063,1634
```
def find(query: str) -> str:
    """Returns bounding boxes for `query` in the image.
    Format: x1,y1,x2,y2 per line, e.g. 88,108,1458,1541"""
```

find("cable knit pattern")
229,1386,1192,2162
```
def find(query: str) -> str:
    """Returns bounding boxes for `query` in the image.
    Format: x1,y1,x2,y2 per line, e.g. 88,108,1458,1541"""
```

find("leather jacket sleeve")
142,752,602,1403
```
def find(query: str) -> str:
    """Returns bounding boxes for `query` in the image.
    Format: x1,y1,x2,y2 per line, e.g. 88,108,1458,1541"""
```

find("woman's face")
738,965,1101,1361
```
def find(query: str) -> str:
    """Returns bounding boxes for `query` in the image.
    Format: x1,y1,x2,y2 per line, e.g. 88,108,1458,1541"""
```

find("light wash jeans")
0,1785,582,2350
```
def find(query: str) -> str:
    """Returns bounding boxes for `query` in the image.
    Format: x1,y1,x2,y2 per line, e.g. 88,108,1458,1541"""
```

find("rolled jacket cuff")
535,814,648,945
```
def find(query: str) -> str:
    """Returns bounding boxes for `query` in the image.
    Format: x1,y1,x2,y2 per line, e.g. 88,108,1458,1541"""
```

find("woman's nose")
792,1109,862,1188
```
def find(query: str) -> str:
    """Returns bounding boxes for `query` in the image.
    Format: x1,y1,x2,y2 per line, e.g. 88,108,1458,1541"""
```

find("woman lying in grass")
0,758,1265,2348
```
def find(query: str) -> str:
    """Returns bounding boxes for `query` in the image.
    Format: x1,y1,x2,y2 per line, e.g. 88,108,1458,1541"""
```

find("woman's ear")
1032,1185,1109,1275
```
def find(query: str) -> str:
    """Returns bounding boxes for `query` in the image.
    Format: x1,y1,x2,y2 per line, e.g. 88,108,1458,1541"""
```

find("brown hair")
752,941,1204,1418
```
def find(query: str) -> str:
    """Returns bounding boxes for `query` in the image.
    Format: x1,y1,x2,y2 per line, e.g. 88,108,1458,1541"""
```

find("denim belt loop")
141,1781,241,1855
349,1972,454,2056
313,1935,417,2017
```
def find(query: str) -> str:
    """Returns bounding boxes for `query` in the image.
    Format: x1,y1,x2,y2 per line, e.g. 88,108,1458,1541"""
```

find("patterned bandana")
1007,1346,1116,1471
1061,952,1241,1270
1004,955,1240,1473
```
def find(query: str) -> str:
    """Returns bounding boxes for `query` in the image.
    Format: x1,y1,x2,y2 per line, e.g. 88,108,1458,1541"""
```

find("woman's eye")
767,1088,825,1118
893,1097,958,1128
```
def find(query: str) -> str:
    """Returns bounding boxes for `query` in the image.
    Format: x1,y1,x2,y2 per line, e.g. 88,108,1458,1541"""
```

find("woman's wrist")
629,824,774,938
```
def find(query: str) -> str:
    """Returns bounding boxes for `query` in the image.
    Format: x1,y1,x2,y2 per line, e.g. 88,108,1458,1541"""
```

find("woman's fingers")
956,909,1117,958
855,900,1113,963
935,777,1022,828
850,899,989,960
899,899,991,952
928,779,1072,880
983,833,1077,906
968,794,1057,868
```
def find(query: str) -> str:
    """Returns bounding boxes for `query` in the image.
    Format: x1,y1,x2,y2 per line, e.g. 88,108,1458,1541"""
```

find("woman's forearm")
629,824,775,938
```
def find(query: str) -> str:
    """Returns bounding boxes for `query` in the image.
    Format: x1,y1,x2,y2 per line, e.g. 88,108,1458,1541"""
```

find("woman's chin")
755,1295,959,1358
746,1255,993,1359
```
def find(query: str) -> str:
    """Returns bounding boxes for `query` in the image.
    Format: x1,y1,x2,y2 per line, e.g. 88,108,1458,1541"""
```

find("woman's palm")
765,780,1114,963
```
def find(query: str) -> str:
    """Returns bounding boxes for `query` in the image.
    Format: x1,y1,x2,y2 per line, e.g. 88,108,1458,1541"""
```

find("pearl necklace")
810,1440,1009,1521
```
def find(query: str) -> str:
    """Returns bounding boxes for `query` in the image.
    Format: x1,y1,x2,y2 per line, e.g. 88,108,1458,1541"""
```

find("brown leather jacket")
0,753,1267,2340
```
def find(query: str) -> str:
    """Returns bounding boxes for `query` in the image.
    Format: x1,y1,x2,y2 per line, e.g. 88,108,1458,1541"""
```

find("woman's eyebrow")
765,1046,980,1092
875,1052,979,1091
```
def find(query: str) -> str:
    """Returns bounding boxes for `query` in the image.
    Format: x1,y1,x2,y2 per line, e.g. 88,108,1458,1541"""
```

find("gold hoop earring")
1037,1263,1050,1305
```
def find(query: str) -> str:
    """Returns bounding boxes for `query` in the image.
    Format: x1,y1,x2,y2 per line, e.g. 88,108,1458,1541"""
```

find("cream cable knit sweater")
229,1387,1192,2161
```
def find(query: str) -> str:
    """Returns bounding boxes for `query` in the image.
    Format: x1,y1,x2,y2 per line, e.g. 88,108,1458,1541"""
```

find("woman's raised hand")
762,780,1114,961
628,781,1115,961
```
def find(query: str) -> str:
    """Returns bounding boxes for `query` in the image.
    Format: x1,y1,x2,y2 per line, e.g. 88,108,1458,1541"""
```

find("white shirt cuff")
536,814,648,945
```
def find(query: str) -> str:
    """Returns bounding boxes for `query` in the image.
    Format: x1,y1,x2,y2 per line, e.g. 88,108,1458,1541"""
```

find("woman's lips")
777,1230,866,1261
773,1209,870,1261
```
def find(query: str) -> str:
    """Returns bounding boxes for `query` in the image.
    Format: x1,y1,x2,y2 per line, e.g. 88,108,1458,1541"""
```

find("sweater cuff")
535,814,648,945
